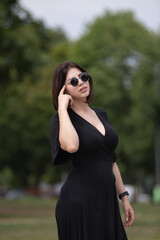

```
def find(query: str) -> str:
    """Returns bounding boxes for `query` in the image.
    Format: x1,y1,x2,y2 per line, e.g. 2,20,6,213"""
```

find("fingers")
124,208,134,227
69,95,73,106
129,208,134,225
125,210,129,223
60,85,74,106
58,84,74,109
124,209,129,227
59,85,66,95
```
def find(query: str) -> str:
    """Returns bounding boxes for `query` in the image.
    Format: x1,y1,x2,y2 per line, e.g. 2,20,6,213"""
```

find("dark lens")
70,77,78,86
80,72,90,82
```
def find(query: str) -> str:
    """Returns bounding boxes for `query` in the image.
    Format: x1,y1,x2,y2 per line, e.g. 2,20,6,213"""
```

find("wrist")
118,191,129,200
58,106,67,112
121,195,129,202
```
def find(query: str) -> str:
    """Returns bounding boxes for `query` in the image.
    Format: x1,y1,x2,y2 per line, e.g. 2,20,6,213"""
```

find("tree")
0,0,69,187
69,11,160,184
0,0,67,88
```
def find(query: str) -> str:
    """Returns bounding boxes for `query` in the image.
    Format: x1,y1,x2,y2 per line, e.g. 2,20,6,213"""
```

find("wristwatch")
119,191,129,200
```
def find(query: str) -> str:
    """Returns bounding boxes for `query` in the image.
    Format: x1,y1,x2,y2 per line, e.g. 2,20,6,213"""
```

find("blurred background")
0,0,160,239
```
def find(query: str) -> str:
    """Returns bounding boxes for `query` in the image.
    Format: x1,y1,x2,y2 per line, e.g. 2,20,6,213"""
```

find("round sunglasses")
68,72,90,87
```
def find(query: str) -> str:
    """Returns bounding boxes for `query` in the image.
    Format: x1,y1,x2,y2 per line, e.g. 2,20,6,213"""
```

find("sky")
20,0,160,40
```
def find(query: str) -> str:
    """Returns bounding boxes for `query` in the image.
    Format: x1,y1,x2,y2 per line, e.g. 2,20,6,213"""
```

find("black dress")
50,107,128,240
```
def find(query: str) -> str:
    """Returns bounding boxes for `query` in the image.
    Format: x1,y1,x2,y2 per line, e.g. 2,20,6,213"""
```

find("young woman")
50,61,134,240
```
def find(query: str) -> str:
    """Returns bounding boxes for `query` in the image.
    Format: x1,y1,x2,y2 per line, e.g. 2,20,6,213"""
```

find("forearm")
113,163,134,226
58,108,79,152
112,162,127,196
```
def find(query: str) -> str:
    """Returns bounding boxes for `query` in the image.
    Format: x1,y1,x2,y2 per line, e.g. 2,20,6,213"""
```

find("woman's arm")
112,162,134,227
58,85,79,153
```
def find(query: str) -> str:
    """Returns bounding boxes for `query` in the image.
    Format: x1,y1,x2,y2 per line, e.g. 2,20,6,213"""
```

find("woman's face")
64,67,90,100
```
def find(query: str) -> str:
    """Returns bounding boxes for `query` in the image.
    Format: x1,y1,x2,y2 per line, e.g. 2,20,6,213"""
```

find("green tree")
69,11,160,184
0,0,69,187
0,0,67,88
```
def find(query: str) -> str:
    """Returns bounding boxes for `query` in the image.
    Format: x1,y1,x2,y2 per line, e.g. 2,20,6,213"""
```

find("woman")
50,61,134,240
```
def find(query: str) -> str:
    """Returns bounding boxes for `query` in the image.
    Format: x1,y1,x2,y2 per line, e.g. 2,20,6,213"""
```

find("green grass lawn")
0,197,160,240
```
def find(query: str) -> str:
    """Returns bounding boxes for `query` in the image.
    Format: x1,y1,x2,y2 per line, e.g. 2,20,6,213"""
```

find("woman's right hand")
58,85,79,153
58,85,73,111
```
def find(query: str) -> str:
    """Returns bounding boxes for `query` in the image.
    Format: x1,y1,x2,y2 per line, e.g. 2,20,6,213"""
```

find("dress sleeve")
112,152,117,162
50,113,70,165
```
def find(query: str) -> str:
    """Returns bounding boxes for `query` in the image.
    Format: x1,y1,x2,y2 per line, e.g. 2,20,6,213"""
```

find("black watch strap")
119,191,129,200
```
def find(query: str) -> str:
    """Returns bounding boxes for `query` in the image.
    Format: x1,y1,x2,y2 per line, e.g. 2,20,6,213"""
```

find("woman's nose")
78,77,84,85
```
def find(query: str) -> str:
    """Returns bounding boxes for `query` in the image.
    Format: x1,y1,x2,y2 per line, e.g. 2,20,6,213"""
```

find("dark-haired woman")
50,61,134,240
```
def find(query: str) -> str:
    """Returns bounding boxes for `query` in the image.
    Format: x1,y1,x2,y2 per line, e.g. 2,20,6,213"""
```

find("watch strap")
119,191,129,200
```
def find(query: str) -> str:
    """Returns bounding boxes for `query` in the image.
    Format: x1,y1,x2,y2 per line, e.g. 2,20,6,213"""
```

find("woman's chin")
76,93,89,100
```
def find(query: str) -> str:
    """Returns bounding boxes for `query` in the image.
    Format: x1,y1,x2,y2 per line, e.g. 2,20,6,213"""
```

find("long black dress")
50,107,128,240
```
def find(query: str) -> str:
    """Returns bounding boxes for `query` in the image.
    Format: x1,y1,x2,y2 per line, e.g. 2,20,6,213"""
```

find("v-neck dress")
50,107,128,240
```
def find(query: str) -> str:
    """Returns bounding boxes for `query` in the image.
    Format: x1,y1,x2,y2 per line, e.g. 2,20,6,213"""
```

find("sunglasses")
68,72,90,87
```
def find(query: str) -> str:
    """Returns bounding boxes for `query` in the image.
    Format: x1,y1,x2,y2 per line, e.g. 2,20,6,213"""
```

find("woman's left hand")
122,197,134,227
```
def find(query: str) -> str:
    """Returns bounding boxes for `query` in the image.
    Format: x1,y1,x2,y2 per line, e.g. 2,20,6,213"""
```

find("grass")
0,197,58,240
123,202,160,240
0,197,160,240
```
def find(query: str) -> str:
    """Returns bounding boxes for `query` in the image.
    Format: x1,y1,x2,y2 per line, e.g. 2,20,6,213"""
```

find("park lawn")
0,197,58,240
120,201,160,240
0,197,160,240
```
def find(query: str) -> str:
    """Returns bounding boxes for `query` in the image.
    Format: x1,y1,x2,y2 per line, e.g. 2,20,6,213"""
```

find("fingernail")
126,218,128,221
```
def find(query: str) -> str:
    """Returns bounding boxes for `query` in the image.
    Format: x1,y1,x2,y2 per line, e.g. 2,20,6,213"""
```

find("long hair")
52,61,94,111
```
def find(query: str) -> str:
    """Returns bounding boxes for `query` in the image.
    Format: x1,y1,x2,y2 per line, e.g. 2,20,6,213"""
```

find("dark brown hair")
52,61,94,111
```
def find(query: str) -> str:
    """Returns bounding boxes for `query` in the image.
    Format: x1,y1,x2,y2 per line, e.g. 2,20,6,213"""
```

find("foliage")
0,2,160,187
0,0,68,186
69,11,160,183
0,0,67,88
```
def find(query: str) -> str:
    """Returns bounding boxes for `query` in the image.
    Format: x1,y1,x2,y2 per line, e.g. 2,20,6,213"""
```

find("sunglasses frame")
69,72,90,87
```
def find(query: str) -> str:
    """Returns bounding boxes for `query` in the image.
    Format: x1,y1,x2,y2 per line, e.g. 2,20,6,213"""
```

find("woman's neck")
69,100,91,114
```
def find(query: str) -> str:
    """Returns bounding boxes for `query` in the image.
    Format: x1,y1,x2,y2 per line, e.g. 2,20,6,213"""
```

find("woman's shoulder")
92,107,109,121
92,107,106,114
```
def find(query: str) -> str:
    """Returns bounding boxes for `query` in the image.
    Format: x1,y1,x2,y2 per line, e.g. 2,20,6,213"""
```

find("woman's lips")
79,86,87,92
